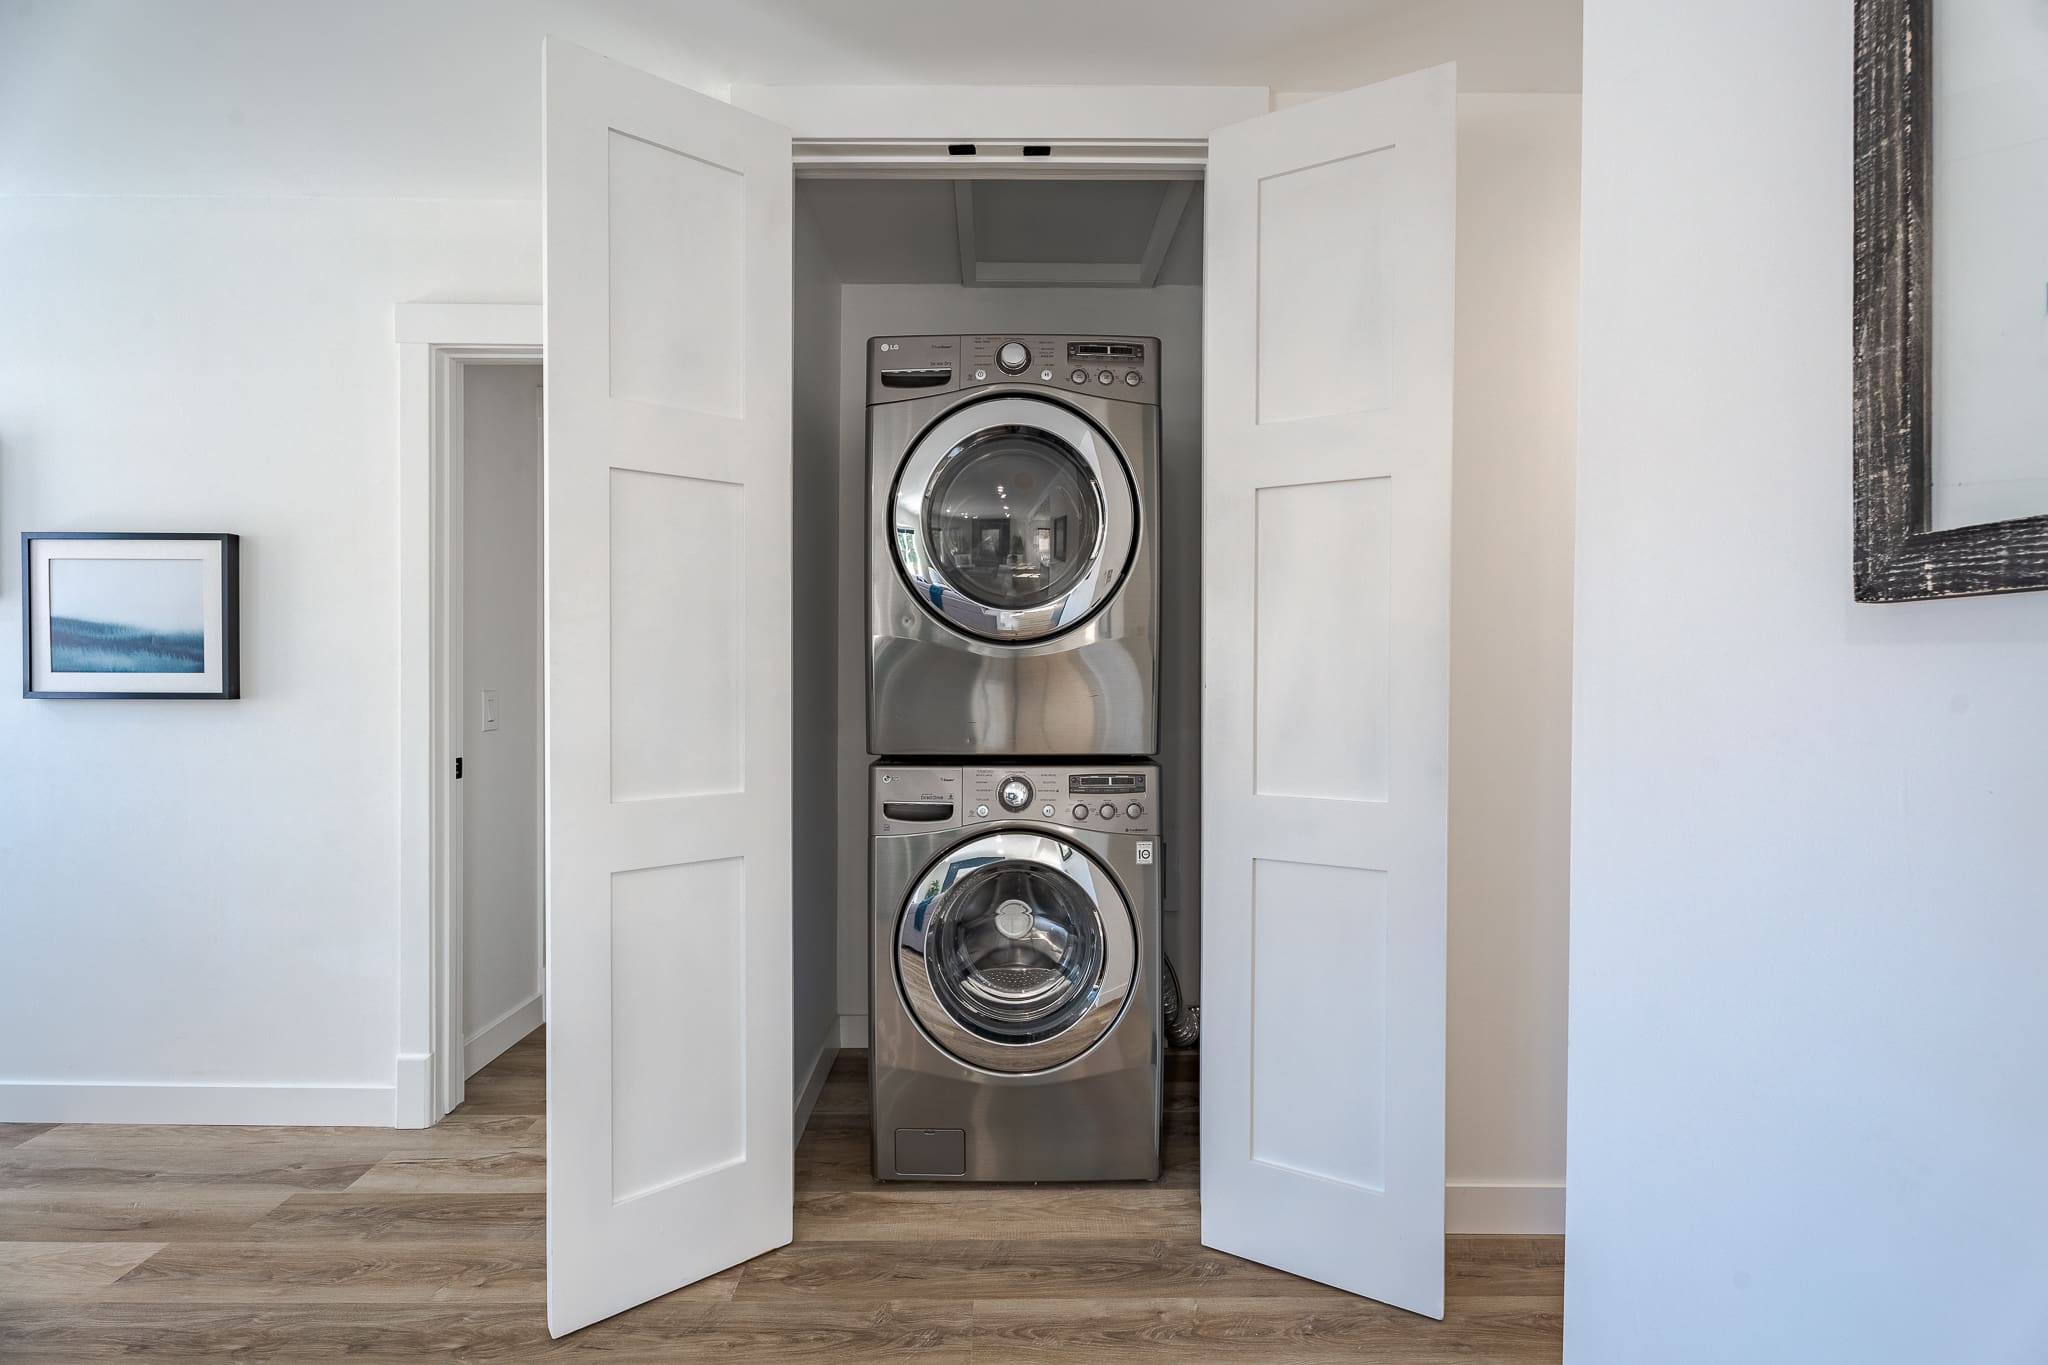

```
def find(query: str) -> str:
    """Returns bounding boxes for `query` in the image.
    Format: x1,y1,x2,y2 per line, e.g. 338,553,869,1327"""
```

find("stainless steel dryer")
868,334,1160,757
870,762,1162,1183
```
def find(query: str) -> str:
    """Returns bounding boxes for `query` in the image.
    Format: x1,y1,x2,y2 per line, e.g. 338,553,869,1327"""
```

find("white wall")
0,0,726,199
459,362,545,1072
0,195,537,1122
1571,3,2048,1361
1446,94,1579,1233
791,196,846,1107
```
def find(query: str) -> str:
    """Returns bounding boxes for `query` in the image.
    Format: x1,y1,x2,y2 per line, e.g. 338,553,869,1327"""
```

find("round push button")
1127,802,1143,819
974,804,989,818
1099,802,1117,820
1124,371,1142,387
1073,804,1090,821
1070,368,1089,384
1097,370,1114,385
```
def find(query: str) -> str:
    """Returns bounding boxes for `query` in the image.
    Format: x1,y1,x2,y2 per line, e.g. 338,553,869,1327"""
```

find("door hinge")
455,756,463,779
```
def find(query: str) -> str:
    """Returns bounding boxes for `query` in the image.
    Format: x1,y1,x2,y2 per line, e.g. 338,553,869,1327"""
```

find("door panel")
542,38,792,1337
1201,65,1456,1320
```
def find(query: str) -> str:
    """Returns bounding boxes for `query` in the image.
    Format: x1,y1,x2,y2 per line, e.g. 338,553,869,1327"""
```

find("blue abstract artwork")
48,557,206,674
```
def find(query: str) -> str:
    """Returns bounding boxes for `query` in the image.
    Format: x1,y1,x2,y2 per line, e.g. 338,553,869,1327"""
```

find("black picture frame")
21,531,241,700
1853,0,2048,601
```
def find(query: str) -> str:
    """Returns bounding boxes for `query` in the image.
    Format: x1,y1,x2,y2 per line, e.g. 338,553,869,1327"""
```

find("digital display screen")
1069,773,1146,794
1066,342,1144,363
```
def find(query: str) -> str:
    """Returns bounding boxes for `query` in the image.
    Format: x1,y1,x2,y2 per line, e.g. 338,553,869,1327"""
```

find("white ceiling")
608,0,1582,91
0,0,1580,198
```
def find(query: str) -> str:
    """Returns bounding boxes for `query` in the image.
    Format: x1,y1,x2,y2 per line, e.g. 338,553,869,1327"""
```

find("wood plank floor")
0,1031,1562,1361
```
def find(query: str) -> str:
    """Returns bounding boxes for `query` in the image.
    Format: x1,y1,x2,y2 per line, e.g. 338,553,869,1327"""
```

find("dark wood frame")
21,532,241,699
1854,0,2048,601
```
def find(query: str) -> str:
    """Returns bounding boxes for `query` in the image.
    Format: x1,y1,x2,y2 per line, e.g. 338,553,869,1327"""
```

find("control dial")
998,775,1033,811
996,341,1030,374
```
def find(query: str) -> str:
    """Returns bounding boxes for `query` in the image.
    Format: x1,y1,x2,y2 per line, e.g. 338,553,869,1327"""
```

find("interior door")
542,38,792,1337
1200,65,1457,1318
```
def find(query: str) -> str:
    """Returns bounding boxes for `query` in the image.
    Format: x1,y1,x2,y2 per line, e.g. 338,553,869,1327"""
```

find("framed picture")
1853,0,2048,601
21,533,240,699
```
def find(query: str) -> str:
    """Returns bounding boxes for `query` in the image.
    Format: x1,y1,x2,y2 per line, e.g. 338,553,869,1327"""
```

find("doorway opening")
396,308,545,1127
454,360,546,1087
788,175,1208,1145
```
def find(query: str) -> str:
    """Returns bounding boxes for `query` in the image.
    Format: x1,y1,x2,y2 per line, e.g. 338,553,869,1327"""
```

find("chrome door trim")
890,395,1138,643
896,830,1137,1074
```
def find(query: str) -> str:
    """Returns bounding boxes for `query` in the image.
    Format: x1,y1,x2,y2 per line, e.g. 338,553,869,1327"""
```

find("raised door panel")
1202,65,1456,1320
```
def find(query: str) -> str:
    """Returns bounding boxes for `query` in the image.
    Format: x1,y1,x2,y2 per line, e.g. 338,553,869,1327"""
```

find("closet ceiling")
799,179,1204,288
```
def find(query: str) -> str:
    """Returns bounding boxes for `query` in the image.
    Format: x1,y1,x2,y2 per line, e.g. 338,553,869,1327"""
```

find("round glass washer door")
896,831,1137,1074
891,396,1138,642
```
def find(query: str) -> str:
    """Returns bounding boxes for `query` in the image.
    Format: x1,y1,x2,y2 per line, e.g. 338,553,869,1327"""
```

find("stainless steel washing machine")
867,334,1160,757
870,761,1162,1182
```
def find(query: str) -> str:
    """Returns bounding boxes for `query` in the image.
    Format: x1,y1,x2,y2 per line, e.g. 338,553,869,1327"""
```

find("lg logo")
880,342,897,352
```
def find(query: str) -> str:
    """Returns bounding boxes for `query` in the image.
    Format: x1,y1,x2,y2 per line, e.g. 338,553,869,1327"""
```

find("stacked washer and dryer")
866,334,1164,1183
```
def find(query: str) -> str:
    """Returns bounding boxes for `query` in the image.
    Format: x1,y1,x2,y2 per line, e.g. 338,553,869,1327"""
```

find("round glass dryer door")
896,831,1137,1073
891,396,1138,642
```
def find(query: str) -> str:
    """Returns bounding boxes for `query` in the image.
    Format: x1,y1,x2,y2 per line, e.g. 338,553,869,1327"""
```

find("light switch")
480,689,499,731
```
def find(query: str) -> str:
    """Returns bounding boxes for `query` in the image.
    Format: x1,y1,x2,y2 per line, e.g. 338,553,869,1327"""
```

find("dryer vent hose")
1161,952,1201,1049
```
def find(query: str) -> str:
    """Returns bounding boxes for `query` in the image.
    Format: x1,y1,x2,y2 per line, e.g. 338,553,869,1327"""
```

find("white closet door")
1200,64,1456,1319
542,38,793,1338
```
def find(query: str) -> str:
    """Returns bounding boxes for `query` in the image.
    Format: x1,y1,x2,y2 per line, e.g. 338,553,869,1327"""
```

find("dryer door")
897,831,1136,1073
891,397,1137,642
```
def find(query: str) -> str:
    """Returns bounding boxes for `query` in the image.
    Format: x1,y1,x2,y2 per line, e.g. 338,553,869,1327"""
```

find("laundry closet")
787,175,1208,1072
541,44,1456,1336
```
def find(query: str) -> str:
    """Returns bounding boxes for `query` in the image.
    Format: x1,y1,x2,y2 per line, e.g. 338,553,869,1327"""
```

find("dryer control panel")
868,334,1159,406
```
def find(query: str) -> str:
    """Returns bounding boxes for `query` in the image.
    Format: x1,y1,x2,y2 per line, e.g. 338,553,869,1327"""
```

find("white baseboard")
1446,1180,1565,1234
0,1080,396,1127
837,1013,868,1049
464,992,544,1079
792,1022,838,1139
393,1051,434,1129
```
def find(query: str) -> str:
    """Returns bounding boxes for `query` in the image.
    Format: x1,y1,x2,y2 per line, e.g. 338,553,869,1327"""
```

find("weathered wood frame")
1854,0,2048,601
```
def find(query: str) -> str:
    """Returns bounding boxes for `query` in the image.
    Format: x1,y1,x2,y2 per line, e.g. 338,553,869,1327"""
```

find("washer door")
891,396,1138,642
897,831,1137,1074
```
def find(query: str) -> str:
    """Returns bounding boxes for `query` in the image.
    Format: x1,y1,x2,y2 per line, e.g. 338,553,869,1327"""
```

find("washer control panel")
876,763,1157,836
962,764,1157,836
868,334,1159,405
